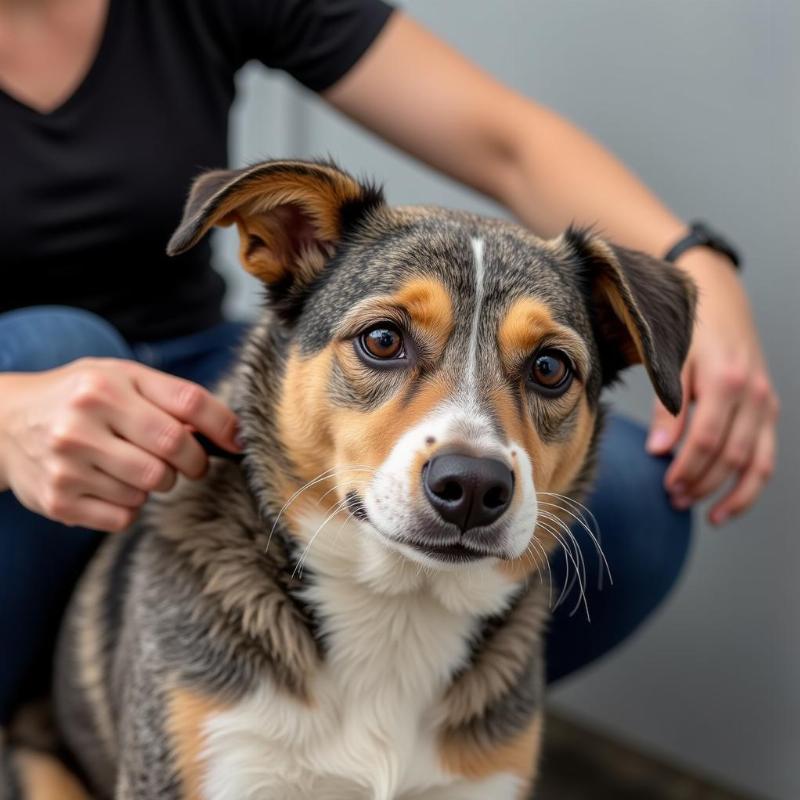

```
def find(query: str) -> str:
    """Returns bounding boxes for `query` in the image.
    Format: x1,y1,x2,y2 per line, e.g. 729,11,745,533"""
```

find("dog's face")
170,161,694,578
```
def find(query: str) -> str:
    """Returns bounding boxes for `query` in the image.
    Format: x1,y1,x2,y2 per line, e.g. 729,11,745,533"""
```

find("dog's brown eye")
528,350,573,395
361,325,404,360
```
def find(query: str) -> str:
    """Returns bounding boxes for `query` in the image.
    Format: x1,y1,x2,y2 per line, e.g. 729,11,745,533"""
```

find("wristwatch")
663,221,741,269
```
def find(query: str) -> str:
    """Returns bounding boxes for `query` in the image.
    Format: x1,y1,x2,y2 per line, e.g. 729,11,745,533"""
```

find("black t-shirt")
0,0,394,342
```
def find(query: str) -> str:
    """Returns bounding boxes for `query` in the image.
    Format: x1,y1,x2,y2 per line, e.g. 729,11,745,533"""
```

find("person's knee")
592,415,692,603
545,415,693,683
0,306,132,372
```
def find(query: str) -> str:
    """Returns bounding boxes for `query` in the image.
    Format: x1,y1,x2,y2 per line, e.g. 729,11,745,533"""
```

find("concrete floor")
535,713,761,800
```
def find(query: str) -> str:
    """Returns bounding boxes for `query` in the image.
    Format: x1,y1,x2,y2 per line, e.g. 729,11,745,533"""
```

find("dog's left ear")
167,159,384,318
562,228,697,415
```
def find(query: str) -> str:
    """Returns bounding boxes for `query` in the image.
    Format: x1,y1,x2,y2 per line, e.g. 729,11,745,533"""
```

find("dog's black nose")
423,454,514,531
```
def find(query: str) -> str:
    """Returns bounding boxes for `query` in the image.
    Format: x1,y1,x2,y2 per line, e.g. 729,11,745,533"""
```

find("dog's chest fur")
199,514,523,800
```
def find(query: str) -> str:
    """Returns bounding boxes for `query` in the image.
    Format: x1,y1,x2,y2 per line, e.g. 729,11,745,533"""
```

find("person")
0,0,778,727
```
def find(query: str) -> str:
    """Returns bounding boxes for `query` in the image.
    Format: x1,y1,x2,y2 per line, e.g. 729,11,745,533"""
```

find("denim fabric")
546,415,692,683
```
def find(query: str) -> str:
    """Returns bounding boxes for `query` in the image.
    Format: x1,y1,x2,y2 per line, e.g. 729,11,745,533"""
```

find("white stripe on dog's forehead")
466,236,486,405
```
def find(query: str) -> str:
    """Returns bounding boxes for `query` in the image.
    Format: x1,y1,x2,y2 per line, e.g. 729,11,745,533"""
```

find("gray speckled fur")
53,161,695,798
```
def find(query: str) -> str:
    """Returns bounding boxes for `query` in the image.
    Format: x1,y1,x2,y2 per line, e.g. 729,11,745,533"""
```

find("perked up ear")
562,227,697,415
167,159,384,318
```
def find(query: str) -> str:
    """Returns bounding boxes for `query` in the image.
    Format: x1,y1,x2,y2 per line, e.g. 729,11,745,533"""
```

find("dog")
28,159,693,800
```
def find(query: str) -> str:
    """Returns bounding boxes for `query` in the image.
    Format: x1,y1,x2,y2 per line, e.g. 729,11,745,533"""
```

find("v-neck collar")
0,0,119,121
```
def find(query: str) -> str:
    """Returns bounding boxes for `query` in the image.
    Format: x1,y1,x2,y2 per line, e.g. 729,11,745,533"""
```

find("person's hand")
0,358,241,532
646,250,779,524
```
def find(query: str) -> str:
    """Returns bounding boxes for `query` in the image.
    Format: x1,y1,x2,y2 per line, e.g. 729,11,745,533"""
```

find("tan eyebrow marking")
393,277,454,345
497,297,589,376
336,276,454,354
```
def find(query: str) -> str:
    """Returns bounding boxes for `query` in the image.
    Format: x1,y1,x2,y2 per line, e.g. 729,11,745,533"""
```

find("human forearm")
326,13,686,257
491,101,687,254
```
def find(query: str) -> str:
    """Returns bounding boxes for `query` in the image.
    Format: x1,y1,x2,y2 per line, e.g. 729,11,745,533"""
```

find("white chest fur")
199,518,524,800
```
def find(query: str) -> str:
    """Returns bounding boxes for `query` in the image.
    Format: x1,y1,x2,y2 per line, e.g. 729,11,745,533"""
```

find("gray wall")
217,2,799,797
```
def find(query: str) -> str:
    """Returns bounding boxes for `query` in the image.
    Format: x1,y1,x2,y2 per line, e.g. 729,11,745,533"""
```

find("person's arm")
324,12,778,524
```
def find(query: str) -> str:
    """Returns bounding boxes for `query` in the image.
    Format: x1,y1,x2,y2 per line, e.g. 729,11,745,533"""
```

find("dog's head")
169,160,694,580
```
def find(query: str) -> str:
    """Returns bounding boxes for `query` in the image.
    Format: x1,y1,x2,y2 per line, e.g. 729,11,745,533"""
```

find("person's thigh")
545,415,693,684
0,306,134,724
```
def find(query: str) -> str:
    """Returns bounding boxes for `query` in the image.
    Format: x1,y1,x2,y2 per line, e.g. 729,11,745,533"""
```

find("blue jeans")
0,306,691,723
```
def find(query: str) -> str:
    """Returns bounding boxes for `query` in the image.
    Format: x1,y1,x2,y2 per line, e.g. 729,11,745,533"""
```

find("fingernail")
712,511,729,525
233,423,246,451
646,430,671,453
670,481,687,495
672,495,692,510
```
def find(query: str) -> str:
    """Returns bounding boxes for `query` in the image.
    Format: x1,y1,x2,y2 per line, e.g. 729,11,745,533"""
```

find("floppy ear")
562,227,697,415
167,159,384,319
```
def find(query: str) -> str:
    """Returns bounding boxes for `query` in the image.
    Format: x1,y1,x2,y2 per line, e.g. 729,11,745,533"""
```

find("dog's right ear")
167,160,384,319
561,227,697,415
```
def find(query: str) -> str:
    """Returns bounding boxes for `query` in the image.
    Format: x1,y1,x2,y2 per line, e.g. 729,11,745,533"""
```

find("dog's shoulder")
136,458,321,700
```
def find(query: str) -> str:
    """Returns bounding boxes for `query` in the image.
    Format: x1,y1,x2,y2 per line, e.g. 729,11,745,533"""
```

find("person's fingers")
70,497,139,533
88,434,178,493
665,372,740,495
130,366,241,453
709,423,776,524
682,373,769,502
646,403,679,455
76,468,148,509
109,395,208,479
646,390,688,455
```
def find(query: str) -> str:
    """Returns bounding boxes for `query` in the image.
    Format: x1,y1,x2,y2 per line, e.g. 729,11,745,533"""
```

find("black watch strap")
663,221,741,269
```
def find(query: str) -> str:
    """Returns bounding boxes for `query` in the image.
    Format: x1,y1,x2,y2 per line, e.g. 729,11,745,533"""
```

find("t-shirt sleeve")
228,0,396,92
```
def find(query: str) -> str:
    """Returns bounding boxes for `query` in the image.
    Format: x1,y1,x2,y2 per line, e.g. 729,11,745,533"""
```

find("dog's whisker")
292,498,353,576
555,519,589,603
530,537,555,608
535,519,579,613
539,509,585,580
268,466,344,550
536,521,572,611
538,492,600,533
537,516,590,621
538,491,607,589
326,502,363,553
538,499,609,591
538,512,584,589
293,497,353,579
540,510,589,618
537,494,612,589
267,465,377,555
558,519,595,607
273,465,376,522
523,541,544,586
317,476,374,504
